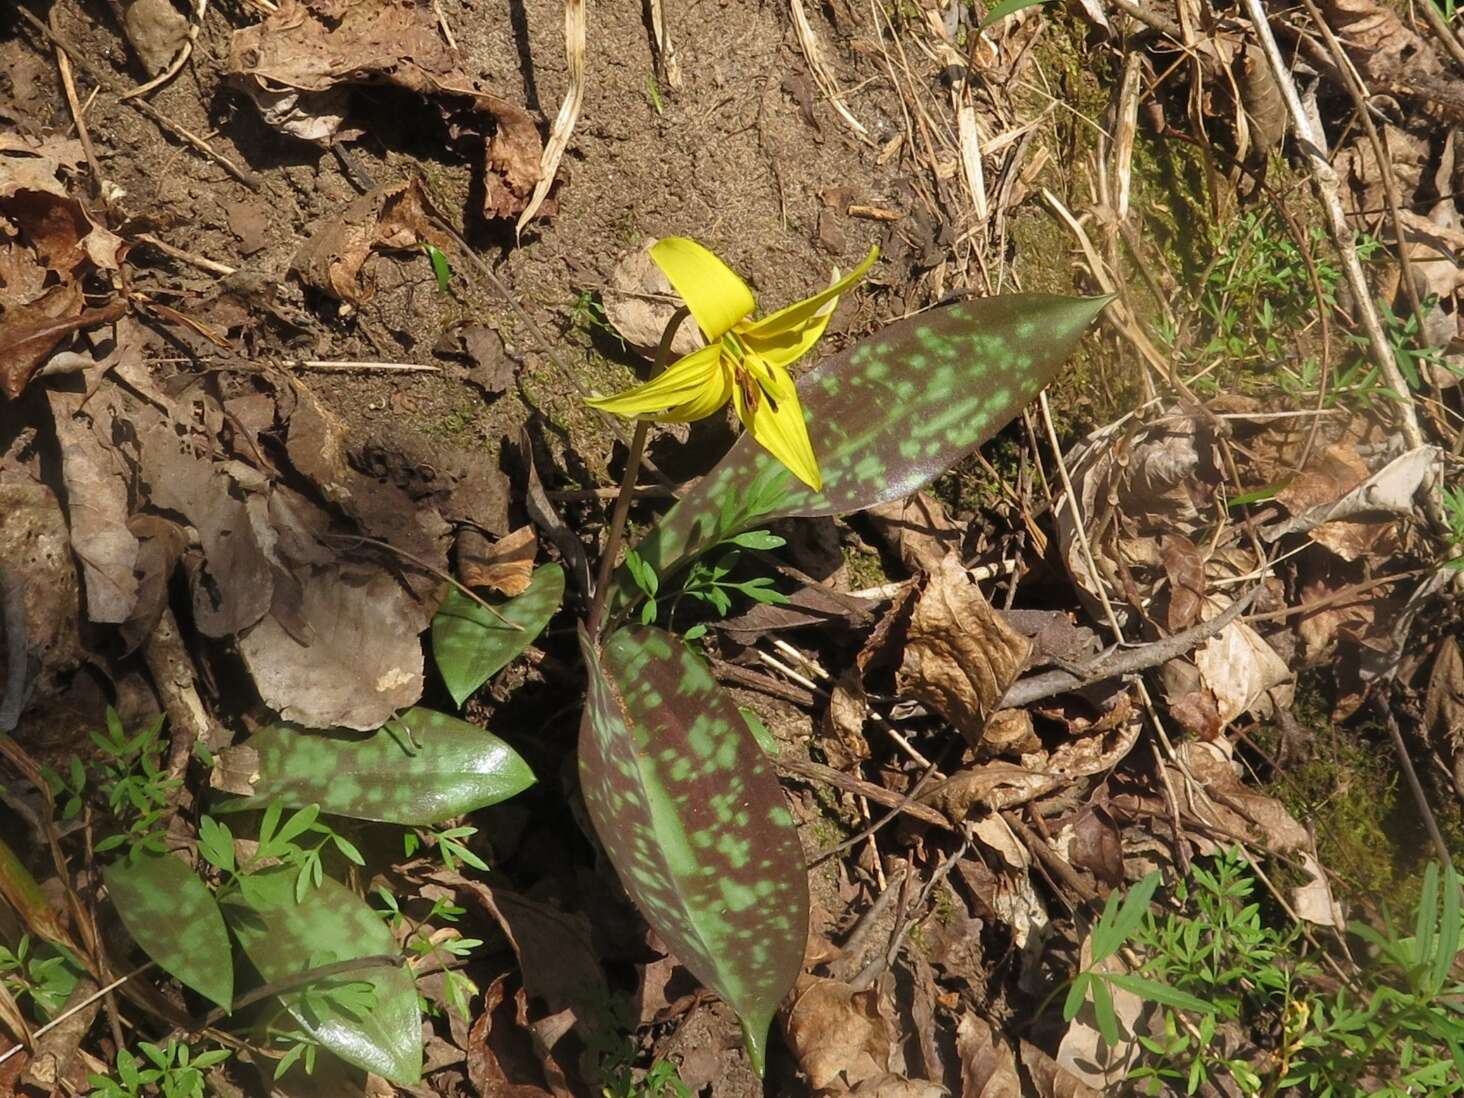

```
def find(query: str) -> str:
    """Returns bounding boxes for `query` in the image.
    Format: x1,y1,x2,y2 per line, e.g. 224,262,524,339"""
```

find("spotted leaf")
212,708,534,826
578,625,807,1075
432,563,565,707
611,294,1109,613
221,867,421,1085
104,851,233,1010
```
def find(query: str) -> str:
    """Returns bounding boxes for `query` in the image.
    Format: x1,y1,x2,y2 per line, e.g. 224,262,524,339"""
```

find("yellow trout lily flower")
587,238,878,491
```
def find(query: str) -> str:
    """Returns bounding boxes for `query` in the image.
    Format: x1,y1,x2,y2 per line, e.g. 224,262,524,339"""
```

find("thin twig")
51,9,105,200
0,965,152,1066
1000,583,1264,708
134,233,237,277
1380,701,1455,872
777,756,950,830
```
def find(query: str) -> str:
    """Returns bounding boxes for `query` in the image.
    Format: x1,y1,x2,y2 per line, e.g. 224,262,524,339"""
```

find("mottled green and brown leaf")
578,625,808,1074
611,293,1109,612
104,851,233,1010
212,708,534,826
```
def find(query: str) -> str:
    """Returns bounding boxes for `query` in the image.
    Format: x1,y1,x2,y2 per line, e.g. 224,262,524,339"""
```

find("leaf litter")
5,0,1464,1093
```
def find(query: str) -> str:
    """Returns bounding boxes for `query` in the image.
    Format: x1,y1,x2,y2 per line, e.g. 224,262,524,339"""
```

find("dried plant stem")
517,0,585,235
0,965,152,1067
585,307,689,637
134,233,237,276
1298,0,1427,340
1415,0,1464,74
1380,702,1455,872
50,14,105,199
1239,0,1425,455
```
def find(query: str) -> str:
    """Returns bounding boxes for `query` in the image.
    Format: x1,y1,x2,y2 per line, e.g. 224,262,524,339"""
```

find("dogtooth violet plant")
86,236,1106,1087
578,236,1111,1071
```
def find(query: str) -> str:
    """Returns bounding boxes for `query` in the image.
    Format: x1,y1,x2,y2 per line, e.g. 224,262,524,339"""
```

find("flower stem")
586,307,690,638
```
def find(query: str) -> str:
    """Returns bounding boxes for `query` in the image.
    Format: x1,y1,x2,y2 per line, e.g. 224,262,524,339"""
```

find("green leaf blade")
215,708,534,826
221,868,421,1085
431,564,565,707
103,852,233,1010
578,625,809,1075
613,294,1109,608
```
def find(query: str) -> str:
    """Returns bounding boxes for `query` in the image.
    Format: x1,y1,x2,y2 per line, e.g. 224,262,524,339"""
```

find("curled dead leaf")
228,0,543,220
897,554,1032,749
458,525,537,597
601,240,706,358
783,974,892,1092
292,177,451,305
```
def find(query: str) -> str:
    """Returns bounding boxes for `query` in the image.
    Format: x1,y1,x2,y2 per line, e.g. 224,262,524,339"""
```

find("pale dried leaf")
1193,610,1292,724
239,564,427,730
601,240,706,358
957,1014,1019,1098
897,555,1032,748
783,974,891,1091
292,178,450,304
458,525,537,597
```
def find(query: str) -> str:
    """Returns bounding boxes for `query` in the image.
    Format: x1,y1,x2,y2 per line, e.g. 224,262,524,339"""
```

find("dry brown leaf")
0,477,84,728
783,975,892,1092
239,562,428,729
1019,1041,1102,1098
282,381,450,578
137,415,276,638
1167,688,1222,740
921,763,1059,823
848,1074,944,1096
45,390,140,624
819,667,871,768
601,240,705,358
121,0,191,74
957,1014,1019,1098
292,177,450,304
465,977,557,1098
228,0,542,219
1158,533,1205,632
2,290,126,400
982,708,1040,755
458,525,537,597
1268,445,1437,545
897,554,1032,748
1054,945,1141,1089
865,492,963,576
1193,610,1292,725
1068,805,1124,889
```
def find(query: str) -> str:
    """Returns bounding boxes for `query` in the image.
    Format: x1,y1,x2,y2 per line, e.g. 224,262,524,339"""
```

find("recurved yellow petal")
650,237,757,343
740,246,878,368
587,343,727,420
733,359,822,491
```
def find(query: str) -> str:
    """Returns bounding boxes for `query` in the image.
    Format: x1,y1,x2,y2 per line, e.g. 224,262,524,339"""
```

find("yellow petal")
650,237,757,343
586,344,729,421
732,359,822,491
739,245,878,368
